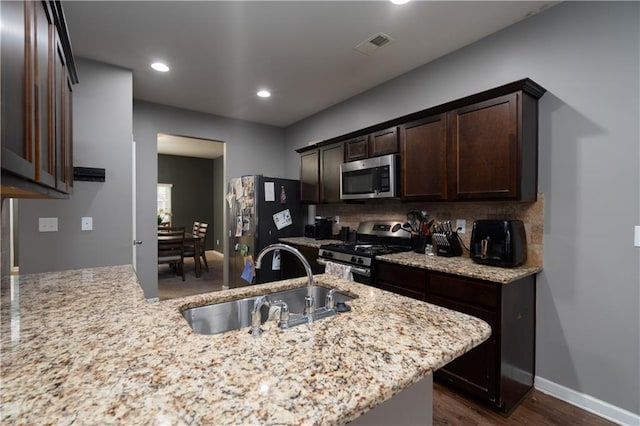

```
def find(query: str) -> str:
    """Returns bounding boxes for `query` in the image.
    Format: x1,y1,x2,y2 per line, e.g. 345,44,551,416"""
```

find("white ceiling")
63,1,556,128
157,134,224,159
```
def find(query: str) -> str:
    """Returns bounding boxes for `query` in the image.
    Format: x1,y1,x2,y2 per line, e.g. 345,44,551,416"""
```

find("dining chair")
158,228,185,281
184,221,209,272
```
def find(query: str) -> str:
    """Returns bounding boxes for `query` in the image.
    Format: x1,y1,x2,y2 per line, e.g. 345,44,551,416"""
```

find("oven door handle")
317,258,371,277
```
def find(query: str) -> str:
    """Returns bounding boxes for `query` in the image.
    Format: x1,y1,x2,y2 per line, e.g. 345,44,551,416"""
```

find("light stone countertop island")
1,265,490,425
280,236,541,284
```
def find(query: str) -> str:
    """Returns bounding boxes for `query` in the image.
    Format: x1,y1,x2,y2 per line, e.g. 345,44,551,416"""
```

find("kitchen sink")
181,285,354,335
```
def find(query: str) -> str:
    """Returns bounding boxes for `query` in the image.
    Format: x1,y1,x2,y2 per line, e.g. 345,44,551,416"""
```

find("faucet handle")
303,295,315,322
271,300,290,328
325,287,344,310
249,295,271,337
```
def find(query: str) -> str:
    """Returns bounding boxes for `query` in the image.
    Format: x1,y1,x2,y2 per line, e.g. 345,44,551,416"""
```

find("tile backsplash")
317,193,544,267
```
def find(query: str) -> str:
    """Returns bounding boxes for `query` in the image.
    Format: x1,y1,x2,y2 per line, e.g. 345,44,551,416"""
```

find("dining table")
158,231,203,277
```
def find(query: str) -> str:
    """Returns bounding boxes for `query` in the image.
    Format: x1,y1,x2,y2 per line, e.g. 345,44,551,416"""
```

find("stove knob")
326,252,334,258
357,258,364,264
351,256,357,263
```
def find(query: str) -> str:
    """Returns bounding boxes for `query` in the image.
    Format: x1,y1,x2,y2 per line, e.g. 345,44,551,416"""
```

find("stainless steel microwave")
340,154,398,200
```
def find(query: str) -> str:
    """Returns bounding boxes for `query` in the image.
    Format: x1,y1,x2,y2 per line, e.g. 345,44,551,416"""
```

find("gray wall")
18,59,133,274
133,101,285,299
284,2,640,415
158,154,215,250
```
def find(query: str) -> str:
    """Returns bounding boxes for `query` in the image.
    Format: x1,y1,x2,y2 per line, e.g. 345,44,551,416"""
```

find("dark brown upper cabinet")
400,114,447,200
300,149,319,204
344,127,399,162
319,142,344,203
370,126,399,157
344,135,369,161
299,141,344,204
1,0,78,199
448,91,539,201
298,79,545,204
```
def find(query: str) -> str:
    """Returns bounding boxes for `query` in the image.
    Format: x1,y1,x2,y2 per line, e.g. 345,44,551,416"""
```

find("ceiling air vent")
354,32,394,56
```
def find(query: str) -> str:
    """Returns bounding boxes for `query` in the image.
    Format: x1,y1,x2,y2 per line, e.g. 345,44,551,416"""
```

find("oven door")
317,258,372,284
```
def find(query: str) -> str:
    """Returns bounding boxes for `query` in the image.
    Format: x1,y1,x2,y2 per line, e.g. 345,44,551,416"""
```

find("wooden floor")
157,251,224,300
433,382,614,426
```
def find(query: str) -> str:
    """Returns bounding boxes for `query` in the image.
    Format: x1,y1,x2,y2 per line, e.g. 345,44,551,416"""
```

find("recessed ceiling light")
390,0,411,4
257,90,271,98
151,62,170,72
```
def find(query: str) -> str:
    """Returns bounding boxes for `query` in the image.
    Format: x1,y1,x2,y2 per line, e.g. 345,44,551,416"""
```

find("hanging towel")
324,261,353,281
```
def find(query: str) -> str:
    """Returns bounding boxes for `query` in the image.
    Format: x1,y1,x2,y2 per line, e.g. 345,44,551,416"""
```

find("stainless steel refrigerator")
227,175,303,288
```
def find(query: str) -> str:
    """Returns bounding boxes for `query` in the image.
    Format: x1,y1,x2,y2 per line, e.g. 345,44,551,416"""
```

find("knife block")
432,232,463,257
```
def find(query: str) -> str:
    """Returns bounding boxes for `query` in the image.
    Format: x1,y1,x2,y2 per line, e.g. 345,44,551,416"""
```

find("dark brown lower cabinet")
279,244,325,279
374,261,427,300
375,261,535,414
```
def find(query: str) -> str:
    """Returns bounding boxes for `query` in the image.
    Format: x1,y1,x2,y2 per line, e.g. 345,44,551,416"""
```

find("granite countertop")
377,251,542,284
278,236,342,249
1,265,490,425
280,236,541,284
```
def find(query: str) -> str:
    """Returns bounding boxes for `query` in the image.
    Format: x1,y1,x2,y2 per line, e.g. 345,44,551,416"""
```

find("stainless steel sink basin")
182,285,354,335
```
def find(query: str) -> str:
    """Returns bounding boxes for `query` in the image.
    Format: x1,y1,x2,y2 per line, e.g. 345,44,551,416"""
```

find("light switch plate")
634,225,640,247
81,217,93,231
456,219,466,234
39,217,58,232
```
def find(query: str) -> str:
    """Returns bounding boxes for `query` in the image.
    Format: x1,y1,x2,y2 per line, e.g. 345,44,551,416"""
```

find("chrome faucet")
255,243,316,322
325,287,344,310
249,295,271,337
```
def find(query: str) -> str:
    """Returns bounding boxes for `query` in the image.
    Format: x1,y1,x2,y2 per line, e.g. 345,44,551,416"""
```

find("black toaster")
470,220,527,267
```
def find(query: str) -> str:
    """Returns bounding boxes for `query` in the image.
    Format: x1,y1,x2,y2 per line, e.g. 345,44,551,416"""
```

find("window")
157,183,173,224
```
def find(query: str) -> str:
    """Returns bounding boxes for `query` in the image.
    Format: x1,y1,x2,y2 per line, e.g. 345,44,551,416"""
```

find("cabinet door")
400,114,447,200
426,273,499,404
62,73,73,192
344,136,369,161
280,245,324,280
1,0,35,180
300,150,319,203
432,298,498,404
33,1,56,188
376,261,427,301
370,126,398,157
448,93,519,200
319,143,344,203
53,36,70,192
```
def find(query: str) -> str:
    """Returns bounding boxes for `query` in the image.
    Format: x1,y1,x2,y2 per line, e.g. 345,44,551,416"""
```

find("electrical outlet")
634,226,640,247
456,219,466,234
81,217,93,231
216,239,220,246
38,217,58,232
335,216,340,224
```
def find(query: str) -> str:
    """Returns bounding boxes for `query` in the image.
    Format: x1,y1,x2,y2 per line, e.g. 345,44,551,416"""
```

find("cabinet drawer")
375,281,425,301
376,262,426,292
428,273,498,310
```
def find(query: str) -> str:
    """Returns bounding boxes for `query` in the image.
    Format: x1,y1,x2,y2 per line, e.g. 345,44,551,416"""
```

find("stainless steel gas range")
317,221,413,284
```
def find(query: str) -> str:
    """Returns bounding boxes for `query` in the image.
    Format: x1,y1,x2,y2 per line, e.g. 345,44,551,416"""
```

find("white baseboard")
535,376,640,426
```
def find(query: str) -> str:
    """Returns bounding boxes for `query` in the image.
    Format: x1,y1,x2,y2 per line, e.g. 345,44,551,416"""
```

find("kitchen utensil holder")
412,235,430,253
432,232,463,257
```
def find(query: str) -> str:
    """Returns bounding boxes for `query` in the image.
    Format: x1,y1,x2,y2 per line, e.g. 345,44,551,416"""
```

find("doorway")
156,133,225,300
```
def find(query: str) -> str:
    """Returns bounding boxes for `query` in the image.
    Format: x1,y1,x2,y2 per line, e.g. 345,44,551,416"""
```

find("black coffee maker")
313,216,333,240
470,220,527,267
